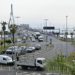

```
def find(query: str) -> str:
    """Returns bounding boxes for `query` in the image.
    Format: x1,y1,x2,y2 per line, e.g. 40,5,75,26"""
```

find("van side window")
3,58,7,60
37,60,42,64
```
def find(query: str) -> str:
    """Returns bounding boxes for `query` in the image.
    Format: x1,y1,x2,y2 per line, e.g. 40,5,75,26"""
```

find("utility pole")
65,16,68,56
44,19,48,52
66,16,68,35
8,4,17,75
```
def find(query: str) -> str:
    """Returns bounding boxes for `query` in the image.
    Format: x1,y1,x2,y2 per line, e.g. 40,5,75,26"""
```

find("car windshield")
37,60,42,64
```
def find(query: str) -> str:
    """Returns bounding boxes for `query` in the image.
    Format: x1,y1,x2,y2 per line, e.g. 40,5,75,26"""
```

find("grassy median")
46,53,75,75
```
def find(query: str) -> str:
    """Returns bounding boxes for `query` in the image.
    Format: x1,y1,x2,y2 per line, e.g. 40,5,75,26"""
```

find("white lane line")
25,74,30,75
46,73,60,75
0,65,3,70
18,72,29,75
31,72,41,75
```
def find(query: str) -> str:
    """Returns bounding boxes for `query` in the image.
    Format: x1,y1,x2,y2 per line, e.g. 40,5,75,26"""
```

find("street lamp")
65,16,68,40
8,3,17,75
65,16,68,56
44,19,48,42
8,23,17,75
44,19,48,56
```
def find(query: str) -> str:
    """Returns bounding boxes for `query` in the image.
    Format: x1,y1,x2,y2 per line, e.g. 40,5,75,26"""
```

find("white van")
0,55,14,65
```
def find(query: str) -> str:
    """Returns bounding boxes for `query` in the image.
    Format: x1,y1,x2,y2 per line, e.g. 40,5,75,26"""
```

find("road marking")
25,74,30,75
23,72,29,74
17,72,29,75
31,72,41,75
46,73,60,75
8,66,11,71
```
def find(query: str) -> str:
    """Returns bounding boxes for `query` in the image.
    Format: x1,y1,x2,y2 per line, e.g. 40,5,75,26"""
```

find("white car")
0,55,14,65
31,38,36,42
8,46,18,50
20,46,26,50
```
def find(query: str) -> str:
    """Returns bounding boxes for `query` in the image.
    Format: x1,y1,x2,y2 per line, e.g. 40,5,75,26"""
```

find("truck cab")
34,32,41,39
35,58,46,69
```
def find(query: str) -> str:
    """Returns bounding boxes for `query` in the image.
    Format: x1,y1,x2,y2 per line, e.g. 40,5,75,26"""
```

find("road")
24,35,75,60
0,35,75,75
0,65,60,75
0,64,60,75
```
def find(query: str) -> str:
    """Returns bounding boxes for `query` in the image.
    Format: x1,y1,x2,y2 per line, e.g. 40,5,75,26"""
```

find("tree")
9,24,17,43
1,21,7,49
70,32,74,42
65,32,68,41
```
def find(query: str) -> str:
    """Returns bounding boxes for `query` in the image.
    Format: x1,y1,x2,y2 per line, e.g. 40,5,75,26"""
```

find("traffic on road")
0,30,75,75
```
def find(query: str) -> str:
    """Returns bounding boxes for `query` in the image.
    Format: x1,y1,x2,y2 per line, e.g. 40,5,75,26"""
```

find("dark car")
26,47,35,53
35,44,41,50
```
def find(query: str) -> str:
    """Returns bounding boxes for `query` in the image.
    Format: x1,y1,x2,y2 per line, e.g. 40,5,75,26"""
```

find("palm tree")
9,24,17,44
1,21,7,49
70,32,74,42
0,31,3,51
65,32,68,41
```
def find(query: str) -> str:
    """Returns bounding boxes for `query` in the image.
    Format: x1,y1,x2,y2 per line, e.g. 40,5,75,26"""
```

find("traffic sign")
43,26,55,30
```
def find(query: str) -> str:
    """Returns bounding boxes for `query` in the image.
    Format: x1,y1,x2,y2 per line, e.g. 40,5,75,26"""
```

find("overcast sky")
0,0,75,30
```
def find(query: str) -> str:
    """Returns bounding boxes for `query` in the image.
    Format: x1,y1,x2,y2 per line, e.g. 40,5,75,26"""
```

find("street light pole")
8,4,17,75
44,19,48,42
44,19,48,54
65,16,68,56
66,16,68,35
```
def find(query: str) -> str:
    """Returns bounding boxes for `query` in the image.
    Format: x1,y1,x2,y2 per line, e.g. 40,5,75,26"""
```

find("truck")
17,57,46,70
34,32,41,39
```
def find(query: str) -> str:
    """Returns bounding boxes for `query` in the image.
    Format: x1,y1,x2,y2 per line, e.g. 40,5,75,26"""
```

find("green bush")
0,41,3,45
46,55,75,75
5,39,12,44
